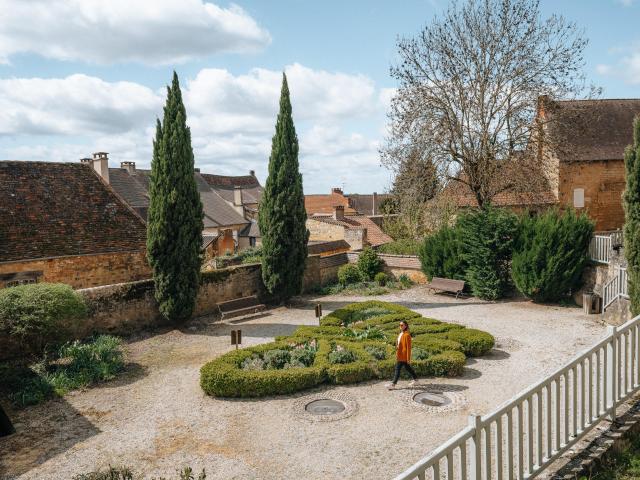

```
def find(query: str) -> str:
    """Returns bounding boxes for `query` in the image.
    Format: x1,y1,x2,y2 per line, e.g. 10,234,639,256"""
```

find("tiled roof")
542,98,640,162
307,239,351,255
200,173,263,205
239,220,260,238
0,161,147,263
202,234,218,249
309,214,393,247
305,193,358,215
108,168,248,228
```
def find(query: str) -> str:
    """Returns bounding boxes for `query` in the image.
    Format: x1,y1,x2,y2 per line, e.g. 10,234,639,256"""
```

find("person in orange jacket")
386,320,418,390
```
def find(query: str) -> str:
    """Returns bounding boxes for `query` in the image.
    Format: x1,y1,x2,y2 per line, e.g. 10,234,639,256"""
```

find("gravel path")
0,287,607,480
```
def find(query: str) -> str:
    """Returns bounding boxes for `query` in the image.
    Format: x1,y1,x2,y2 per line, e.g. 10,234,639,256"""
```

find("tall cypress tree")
259,73,309,301
147,72,204,321
624,116,640,315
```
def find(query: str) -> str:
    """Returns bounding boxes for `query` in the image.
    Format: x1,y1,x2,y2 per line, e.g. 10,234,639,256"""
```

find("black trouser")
392,361,418,384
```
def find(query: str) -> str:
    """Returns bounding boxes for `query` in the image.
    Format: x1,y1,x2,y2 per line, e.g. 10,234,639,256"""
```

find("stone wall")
302,253,348,291
0,251,151,289
559,160,625,231
346,252,427,283
306,219,344,242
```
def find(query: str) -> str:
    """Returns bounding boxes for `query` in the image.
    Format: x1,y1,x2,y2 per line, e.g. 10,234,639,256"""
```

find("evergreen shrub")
357,246,383,280
0,283,87,352
419,225,466,281
511,209,594,302
337,264,362,286
458,207,519,300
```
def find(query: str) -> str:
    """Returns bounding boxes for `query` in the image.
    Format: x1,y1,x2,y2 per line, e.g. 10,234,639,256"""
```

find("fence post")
606,325,618,421
468,414,482,480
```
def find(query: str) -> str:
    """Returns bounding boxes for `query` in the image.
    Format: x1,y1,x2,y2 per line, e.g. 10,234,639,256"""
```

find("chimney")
121,161,136,175
333,205,345,221
331,187,343,196
372,192,378,216
194,167,200,173
250,170,256,177
86,152,110,183
233,186,243,206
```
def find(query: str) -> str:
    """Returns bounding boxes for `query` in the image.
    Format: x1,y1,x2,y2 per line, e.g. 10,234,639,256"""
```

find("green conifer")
259,73,309,301
147,72,204,321
624,116,640,315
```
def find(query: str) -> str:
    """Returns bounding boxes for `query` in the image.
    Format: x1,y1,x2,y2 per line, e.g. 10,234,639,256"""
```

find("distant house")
200,172,264,248
306,206,393,250
445,98,640,231
85,153,252,256
0,161,151,289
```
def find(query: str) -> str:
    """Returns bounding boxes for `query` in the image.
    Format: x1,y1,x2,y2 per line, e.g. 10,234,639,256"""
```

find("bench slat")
426,277,465,298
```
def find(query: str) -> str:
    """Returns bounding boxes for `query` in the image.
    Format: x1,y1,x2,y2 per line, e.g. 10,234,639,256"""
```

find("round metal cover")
305,398,346,415
413,391,452,407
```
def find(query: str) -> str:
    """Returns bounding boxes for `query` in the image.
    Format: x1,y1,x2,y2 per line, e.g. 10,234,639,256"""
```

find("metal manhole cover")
305,398,346,415
413,391,452,407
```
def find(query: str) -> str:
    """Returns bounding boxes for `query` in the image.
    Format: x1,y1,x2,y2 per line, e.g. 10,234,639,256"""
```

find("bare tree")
383,0,594,208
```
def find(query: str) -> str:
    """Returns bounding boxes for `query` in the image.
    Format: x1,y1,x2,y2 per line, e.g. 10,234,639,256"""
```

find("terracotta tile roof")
305,193,358,215
200,173,263,205
309,214,393,247
0,161,147,263
542,98,640,162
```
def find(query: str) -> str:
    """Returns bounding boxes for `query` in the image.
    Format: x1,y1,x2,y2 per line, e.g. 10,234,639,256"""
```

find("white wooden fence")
603,267,629,311
589,235,612,264
394,316,640,480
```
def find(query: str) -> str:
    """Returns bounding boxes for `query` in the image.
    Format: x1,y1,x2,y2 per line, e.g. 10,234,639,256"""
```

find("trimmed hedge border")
200,300,494,398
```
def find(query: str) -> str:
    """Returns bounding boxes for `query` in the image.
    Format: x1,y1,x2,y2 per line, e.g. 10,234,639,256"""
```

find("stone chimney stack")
331,187,343,196
121,161,136,175
333,205,345,221
250,170,256,177
372,191,378,216
233,186,243,206
82,152,110,183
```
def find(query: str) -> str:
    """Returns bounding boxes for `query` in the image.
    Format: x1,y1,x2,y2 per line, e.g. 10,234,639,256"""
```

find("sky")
0,0,639,194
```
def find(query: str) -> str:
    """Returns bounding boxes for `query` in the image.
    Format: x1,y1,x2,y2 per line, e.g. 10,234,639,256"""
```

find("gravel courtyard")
0,287,607,480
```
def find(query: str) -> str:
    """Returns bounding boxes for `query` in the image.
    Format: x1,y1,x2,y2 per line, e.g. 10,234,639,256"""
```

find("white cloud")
617,0,634,6
0,75,161,136
0,65,391,192
595,47,640,85
0,0,271,65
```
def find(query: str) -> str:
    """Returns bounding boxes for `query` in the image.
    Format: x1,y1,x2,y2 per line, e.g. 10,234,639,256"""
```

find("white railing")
589,235,612,264
603,267,629,311
394,316,640,480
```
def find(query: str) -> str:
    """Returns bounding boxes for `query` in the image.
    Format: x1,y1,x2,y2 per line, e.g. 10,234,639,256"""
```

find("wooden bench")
426,277,466,298
218,295,266,320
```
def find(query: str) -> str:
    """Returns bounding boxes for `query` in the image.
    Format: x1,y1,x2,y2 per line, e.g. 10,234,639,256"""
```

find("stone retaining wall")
346,252,427,283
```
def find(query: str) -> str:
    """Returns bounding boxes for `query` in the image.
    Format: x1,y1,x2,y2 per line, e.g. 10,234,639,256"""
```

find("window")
1,271,42,289
573,188,585,208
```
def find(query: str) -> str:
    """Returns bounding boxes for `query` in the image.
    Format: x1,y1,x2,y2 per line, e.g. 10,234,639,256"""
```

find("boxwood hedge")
200,300,494,398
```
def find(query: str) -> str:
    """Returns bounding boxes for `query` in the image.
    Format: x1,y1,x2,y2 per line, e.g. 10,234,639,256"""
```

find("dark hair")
400,320,409,328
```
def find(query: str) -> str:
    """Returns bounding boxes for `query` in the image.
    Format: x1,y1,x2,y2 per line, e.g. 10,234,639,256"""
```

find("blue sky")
0,0,639,193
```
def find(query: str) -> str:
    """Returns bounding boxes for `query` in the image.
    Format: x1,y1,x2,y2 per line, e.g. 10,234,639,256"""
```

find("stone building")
0,161,151,289
306,206,393,250
86,153,251,256
447,98,640,231
200,172,264,248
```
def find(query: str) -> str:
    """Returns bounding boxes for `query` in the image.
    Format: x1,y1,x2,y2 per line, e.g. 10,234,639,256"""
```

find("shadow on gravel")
0,397,99,479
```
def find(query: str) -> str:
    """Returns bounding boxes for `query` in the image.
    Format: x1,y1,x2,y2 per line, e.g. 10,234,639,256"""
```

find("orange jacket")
396,331,412,362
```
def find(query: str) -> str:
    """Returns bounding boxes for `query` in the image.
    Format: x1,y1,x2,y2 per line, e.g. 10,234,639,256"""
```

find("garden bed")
200,300,494,398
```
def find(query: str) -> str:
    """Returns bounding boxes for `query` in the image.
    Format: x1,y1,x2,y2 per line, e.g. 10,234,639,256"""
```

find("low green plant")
397,274,413,288
337,264,362,286
1,335,125,408
72,466,206,480
374,272,389,286
0,283,87,353
357,246,383,280
343,326,386,341
328,344,357,364
262,349,291,370
411,347,430,361
364,344,387,360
